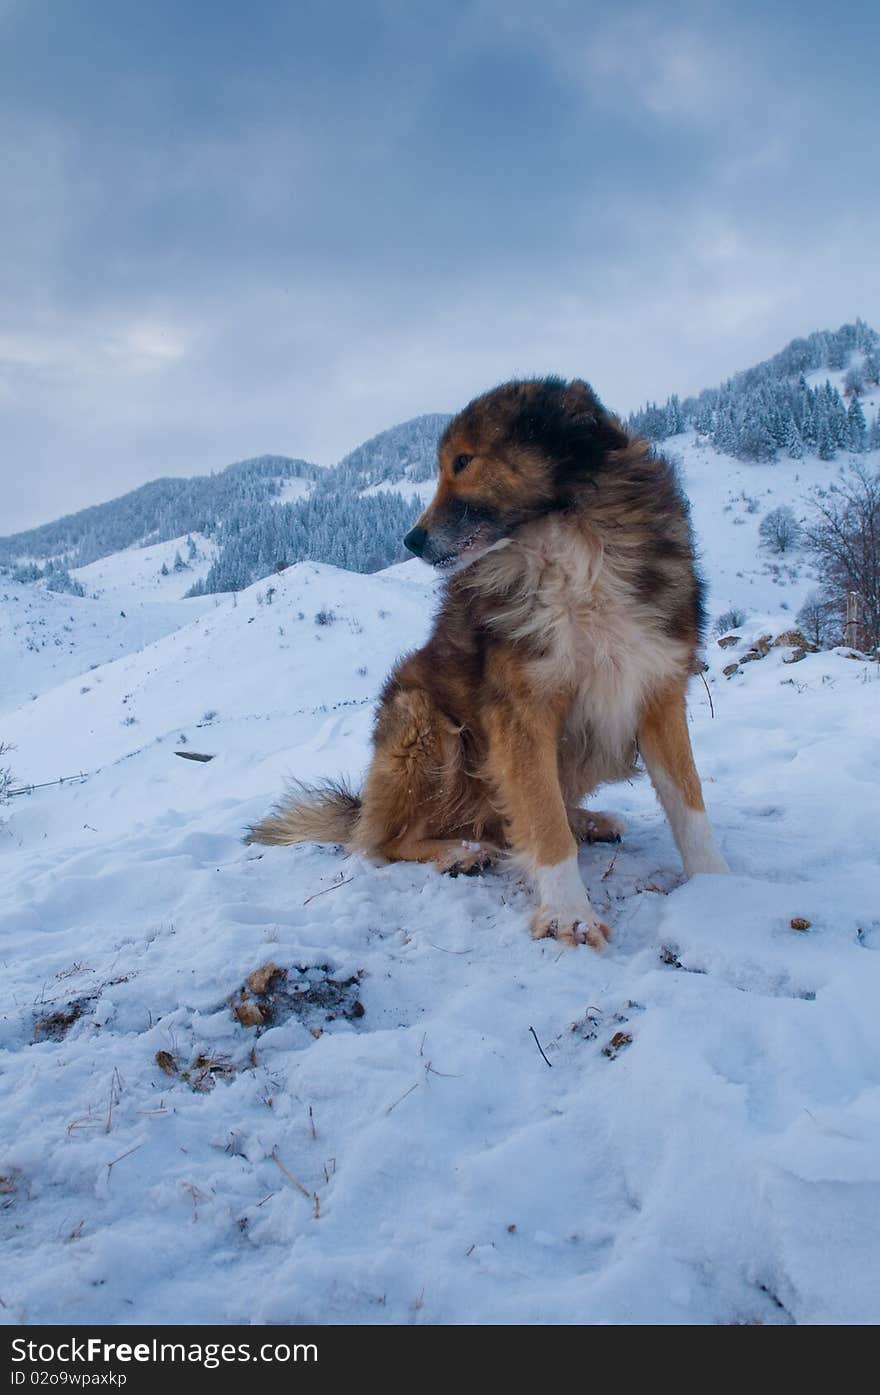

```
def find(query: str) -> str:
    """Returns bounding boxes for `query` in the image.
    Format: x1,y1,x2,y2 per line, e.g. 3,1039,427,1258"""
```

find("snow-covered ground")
0,577,216,718
71,533,218,606
273,476,314,507
1,441,879,1326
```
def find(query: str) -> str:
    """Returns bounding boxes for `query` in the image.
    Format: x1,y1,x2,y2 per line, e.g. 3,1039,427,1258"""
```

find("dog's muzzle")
403,525,428,558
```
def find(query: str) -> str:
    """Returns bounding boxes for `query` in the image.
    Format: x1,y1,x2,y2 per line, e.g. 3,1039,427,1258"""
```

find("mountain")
327,412,453,489
629,317,880,460
0,422,452,597
3,321,879,604
0,454,320,573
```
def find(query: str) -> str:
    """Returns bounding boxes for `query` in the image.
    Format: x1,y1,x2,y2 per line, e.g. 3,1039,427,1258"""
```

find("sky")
1,0,879,533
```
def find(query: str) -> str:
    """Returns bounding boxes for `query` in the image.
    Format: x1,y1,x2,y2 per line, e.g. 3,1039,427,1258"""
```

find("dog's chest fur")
472,515,689,771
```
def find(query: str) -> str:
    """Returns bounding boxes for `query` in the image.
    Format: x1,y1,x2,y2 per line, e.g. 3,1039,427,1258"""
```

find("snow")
273,477,313,506
71,533,219,606
361,478,436,503
1,440,879,1327
0,578,215,718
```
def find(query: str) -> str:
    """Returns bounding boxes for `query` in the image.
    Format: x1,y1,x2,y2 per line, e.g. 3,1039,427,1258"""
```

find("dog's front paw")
530,907,611,950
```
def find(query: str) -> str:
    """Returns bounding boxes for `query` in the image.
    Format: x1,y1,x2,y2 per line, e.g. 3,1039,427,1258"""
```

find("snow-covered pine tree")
847,397,868,453
784,413,804,459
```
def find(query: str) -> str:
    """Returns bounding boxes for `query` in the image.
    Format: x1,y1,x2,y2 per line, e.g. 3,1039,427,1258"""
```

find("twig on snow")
601,847,620,881
529,1026,553,1068
302,875,353,906
106,1143,143,1177
385,1081,420,1115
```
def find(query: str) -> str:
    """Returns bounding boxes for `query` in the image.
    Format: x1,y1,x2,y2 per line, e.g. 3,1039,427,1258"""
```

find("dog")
247,377,729,947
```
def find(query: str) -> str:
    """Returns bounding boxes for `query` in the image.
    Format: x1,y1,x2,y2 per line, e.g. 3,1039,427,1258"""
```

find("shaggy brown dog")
247,378,728,947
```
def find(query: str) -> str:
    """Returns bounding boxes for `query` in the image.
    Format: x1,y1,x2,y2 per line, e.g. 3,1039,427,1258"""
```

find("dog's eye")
452,454,473,475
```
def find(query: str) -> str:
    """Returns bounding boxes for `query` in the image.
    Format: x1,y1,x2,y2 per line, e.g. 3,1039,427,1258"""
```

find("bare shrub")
0,742,16,821
804,462,880,651
713,608,747,637
796,590,841,650
759,506,801,554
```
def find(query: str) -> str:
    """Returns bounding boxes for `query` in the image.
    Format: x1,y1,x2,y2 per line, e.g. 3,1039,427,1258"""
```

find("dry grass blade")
601,847,620,881
302,875,354,906
385,1081,420,1115
271,1149,310,1199
106,1143,143,1176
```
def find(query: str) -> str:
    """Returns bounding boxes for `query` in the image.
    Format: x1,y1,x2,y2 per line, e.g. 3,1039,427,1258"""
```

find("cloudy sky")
2,0,878,532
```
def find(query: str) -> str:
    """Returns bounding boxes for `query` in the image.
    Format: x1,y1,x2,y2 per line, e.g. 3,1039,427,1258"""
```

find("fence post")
844,591,860,649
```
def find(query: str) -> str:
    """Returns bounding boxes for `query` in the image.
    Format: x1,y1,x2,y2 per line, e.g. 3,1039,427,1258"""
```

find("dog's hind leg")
379,835,497,876
353,687,495,874
567,807,623,844
638,681,729,876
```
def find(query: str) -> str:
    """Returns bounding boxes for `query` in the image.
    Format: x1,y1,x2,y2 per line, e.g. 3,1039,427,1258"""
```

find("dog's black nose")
403,526,428,557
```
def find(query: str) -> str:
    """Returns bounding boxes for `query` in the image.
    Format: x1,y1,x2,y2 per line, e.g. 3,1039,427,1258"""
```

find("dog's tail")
244,777,361,847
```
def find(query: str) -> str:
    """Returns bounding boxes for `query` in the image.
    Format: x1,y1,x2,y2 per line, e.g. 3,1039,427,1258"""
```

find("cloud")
476,1,759,121
584,16,741,119
0,319,188,381
0,0,878,533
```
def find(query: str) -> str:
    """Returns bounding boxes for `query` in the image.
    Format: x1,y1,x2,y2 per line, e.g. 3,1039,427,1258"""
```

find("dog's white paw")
530,907,611,949
530,857,610,948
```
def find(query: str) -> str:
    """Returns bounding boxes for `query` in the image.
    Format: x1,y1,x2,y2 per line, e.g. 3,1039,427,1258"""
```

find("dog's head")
403,377,629,570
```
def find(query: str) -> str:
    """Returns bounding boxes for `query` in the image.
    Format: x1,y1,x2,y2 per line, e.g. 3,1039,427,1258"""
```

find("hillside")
327,413,453,489
0,455,320,571
0,575,217,717
630,318,880,460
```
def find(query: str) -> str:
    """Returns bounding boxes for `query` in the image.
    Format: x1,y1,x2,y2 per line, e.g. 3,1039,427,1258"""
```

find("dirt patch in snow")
230,961,365,1034
33,995,99,1042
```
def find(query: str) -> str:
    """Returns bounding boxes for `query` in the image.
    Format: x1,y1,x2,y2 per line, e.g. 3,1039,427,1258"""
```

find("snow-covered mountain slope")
1,490,878,1323
330,413,453,489
361,477,436,503
677,433,854,624
71,533,219,605
274,476,314,506
0,578,215,718
1,562,435,786
0,455,321,571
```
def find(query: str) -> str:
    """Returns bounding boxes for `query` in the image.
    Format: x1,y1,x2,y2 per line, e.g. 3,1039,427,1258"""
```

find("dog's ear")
559,379,599,423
